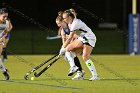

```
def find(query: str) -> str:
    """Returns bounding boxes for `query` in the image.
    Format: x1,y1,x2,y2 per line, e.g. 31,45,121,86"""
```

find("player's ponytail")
69,8,77,18
58,11,63,16
63,9,75,19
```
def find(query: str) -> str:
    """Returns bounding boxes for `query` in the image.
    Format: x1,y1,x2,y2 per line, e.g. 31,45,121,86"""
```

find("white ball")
31,77,35,80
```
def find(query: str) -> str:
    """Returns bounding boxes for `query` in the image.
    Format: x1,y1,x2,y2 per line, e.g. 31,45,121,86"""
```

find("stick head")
24,74,29,80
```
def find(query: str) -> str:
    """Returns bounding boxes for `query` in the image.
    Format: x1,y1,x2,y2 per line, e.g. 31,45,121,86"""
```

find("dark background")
0,0,139,54
0,0,139,29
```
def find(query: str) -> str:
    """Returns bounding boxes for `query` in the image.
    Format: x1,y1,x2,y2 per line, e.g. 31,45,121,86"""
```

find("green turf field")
0,55,140,93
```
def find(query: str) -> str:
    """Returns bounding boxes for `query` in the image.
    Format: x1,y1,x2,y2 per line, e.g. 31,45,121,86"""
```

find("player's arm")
60,28,67,44
63,31,75,48
57,27,62,36
5,20,13,33
7,20,13,32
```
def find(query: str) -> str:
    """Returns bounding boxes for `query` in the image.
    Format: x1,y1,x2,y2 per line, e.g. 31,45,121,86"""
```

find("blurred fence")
7,27,127,54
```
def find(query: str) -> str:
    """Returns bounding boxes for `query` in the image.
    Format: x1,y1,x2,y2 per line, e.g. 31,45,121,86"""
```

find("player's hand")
59,46,66,57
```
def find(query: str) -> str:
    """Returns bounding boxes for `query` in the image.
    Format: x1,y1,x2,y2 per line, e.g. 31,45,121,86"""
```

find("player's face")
0,13,8,22
56,20,61,27
63,13,69,24
56,20,62,27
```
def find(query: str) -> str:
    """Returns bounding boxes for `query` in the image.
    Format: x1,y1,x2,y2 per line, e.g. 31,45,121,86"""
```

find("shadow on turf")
0,79,82,90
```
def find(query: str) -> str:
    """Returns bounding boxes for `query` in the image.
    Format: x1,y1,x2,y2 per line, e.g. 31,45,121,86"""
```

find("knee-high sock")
65,52,76,67
74,57,82,71
85,59,97,76
0,58,6,72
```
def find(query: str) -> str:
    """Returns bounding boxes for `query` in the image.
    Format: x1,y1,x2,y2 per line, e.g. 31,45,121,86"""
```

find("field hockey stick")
24,54,58,80
46,36,61,40
34,56,61,77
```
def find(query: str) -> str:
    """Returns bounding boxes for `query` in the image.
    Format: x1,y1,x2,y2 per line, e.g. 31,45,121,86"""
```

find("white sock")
70,52,76,58
85,59,98,77
0,58,6,72
65,52,76,67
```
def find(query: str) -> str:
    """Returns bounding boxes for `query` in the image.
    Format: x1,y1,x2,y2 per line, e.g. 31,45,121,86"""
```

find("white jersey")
0,20,9,37
70,18,96,40
70,18,96,47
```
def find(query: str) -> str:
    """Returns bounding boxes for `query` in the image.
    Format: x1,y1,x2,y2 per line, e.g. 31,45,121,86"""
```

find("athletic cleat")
89,76,100,81
72,70,85,80
3,69,10,80
68,66,78,76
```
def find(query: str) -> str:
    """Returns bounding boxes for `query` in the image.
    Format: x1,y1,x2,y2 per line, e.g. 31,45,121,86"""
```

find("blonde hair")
56,11,64,21
69,8,77,18
63,8,77,19
58,11,63,16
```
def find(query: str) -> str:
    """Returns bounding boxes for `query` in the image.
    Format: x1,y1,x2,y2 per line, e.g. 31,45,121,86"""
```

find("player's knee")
66,46,74,52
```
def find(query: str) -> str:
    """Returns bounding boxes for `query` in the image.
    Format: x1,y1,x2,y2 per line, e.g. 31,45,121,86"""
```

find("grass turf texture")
0,55,140,93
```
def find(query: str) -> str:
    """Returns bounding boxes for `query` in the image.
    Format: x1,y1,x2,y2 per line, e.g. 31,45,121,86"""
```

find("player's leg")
69,39,83,72
69,51,85,80
72,48,83,71
0,43,9,80
72,56,85,80
77,36,99,80
82,45,99,80
74,56,82,71
64,51,85,79
65,51,78,76
2,33,10,62
66,40,85,79
65,40,82,76
2,46,8,62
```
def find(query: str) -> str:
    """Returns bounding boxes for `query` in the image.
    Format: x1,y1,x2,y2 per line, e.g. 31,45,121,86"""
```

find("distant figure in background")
56,10,85,80
0,8,11,80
